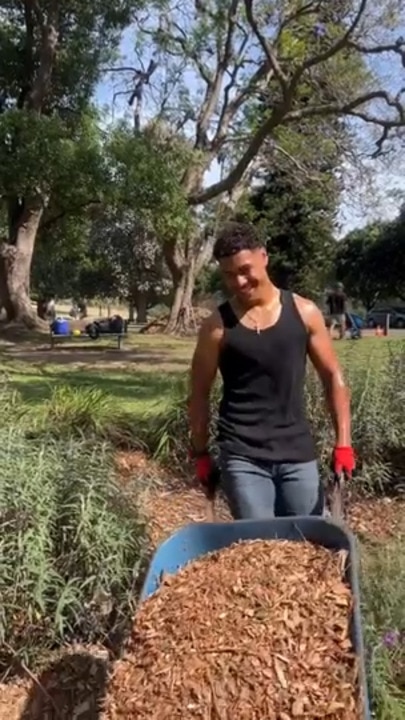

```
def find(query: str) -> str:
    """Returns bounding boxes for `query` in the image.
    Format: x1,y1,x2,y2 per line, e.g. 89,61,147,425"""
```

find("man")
188,221,354,519
326,283,347,340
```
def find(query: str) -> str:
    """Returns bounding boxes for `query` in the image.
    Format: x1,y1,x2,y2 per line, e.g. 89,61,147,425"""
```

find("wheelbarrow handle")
330,470,349,521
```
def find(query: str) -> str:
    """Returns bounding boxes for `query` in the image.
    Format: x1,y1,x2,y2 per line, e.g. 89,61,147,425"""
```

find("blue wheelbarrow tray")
140,516,371,719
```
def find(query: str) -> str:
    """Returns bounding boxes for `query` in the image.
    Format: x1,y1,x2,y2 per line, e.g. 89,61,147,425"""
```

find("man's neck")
236,282,279,311
251,282,279,308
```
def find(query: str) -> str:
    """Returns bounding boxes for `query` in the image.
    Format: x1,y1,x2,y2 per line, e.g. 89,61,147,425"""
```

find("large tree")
337,214,405,307
248,170,337,300
0,1,144,326
88,208,172,323
108,0,405,331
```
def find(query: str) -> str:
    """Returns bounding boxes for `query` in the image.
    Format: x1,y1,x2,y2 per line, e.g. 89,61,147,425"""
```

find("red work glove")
189,450,220,497
195,454,214,486
333,446,355,476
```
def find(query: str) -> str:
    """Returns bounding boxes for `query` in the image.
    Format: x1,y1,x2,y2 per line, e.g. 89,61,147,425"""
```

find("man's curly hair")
213,221,263,260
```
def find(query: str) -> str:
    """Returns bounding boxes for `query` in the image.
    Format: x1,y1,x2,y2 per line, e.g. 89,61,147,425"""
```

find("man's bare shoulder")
198,309,224,342
292,293,324,329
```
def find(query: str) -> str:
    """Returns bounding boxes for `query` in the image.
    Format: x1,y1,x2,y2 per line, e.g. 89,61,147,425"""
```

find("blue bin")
140,516,371,719
51,317,70,336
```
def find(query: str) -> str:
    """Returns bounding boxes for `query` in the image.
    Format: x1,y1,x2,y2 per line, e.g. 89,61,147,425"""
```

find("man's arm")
188,312,223,454
298,298,351,445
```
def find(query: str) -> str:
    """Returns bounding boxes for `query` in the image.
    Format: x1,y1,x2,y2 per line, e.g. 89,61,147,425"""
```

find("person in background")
46,297,56,322
326,282,347,340
188,221,355,520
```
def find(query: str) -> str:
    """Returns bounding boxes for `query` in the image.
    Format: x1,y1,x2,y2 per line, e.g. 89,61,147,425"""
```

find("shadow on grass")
19,652,108,719
10,368,186,409
4,345,192,367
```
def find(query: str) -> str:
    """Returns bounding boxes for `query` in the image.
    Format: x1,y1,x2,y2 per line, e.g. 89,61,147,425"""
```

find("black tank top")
217,290,316,463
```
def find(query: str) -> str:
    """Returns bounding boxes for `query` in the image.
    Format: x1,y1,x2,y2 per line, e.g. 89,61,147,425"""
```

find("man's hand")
191,451,221,498
195,453,213,484
333,446,355,477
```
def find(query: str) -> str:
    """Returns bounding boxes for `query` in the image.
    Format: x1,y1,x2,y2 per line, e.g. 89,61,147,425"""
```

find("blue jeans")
219,453,324,519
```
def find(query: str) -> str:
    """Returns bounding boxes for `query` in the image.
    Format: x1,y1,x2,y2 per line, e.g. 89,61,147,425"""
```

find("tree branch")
283,90,405,125
189,85,405,206
103,66,138,74
291,0,368,83
27,0,59,112
188,106,287,205
348,38,405,67
244,0,288,96
193,0,240,150
211,60,273,152
40,201,102,232
170,21,213,85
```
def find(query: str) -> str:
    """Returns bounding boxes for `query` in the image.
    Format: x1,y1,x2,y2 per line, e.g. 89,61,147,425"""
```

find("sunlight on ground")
0,334,403,417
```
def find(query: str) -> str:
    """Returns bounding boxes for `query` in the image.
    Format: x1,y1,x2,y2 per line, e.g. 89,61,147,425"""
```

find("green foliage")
106,124,192,239
0,2,144,110
246,170,337,299
145,341,405,496
28,385,143,449
337,215,405,308
31,124,193,300
194,264,223,297
0,386,147,672
336,224,384,309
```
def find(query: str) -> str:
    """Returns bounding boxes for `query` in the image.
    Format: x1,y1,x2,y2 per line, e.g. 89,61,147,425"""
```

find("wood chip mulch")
103,540,362,719
0,647,109,720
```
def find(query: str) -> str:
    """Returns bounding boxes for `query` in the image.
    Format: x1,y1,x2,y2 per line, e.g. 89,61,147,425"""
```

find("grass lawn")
0,333,193,415
0,332,403,417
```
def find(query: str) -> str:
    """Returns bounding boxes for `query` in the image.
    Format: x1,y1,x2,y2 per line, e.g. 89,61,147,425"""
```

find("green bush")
28,385,143,449
0,394,147,672
146,342,405,495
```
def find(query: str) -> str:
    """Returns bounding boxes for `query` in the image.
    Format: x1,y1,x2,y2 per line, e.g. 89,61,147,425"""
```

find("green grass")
1,335,403,416
362,539,405,719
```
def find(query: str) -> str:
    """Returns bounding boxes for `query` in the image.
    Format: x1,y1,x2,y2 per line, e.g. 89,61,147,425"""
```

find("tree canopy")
336,213,405,308
0,0,405,329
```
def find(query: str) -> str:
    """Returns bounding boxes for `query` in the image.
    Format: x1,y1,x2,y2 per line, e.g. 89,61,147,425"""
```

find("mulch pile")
103,540,363,719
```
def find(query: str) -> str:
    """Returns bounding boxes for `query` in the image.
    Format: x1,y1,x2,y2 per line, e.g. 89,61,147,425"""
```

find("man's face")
219,248,268,302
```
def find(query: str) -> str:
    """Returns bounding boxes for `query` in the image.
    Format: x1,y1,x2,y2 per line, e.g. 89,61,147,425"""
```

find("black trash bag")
108,315,124,333
97,319,113,334
85,315,124,339
85,322,100,339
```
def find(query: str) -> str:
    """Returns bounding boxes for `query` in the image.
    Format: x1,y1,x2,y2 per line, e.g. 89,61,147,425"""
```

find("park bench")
49,329,125,350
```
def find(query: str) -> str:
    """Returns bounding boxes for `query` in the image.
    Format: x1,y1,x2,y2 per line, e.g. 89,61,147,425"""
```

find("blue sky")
95,26,404,238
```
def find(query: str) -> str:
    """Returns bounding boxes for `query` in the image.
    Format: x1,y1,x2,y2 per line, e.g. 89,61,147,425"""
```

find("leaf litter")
103,539,363,719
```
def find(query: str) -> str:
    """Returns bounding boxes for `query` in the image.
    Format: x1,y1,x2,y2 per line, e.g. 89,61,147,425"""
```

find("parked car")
366,307,405,329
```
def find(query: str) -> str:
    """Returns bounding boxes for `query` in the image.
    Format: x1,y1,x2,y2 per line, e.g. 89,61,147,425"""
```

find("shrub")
146,342,405,496
0,402,147,672
28,385,143,449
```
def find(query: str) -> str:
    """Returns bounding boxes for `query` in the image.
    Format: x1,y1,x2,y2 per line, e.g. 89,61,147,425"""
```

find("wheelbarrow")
140,515,371,719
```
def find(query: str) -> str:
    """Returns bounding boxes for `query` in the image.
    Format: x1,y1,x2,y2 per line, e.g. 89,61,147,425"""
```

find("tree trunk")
0,203,43,328
164,230,215,334
128,301,135,322
165,274,186,333
165,262,198,334
135,292,148,324
0,256,15,319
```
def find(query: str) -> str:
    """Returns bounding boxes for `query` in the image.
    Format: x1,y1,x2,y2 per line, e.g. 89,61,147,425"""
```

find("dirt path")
1,452,403,719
